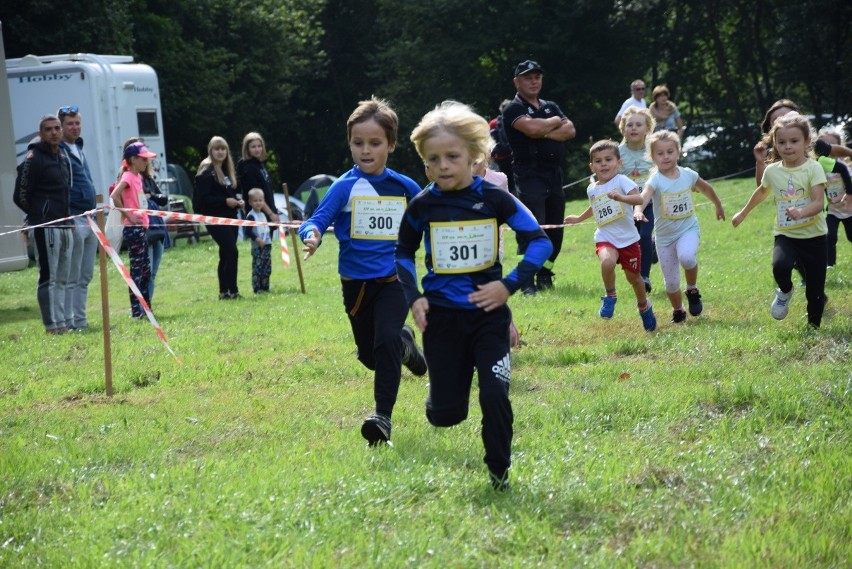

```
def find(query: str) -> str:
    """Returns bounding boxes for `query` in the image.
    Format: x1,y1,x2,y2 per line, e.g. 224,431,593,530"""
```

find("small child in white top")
564,140,657,331
637,131,725,324
245,188,272,293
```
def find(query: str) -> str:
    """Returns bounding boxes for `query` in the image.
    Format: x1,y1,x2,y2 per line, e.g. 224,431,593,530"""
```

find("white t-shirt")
587,174,640,248
647,166,701,247
615,97,647,121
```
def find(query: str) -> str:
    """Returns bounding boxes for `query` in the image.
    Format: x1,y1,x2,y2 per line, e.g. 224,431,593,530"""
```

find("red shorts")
595,241,641,274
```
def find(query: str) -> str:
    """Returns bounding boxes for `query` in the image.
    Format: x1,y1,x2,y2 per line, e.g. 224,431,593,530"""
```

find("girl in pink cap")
110,142,156,318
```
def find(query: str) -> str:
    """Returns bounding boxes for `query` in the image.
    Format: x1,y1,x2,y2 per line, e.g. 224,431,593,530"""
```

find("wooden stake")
96,196,113,396
282,183,306,294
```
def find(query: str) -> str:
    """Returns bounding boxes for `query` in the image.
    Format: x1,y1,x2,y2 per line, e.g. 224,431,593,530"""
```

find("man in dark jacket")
58,106,98,331
502,60,576,294
13,115,73,334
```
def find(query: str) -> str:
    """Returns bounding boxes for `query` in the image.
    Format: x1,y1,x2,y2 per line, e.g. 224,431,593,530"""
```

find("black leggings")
772,234,827,327
207,224,239,295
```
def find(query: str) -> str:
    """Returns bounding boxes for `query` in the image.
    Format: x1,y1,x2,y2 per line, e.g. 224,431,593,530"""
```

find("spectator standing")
614,79,647,128
236,132,280,224
57,106,98,331
502,59,576,293
648,85,685,136
194,136,243,300
13,115,73,334
489,100,515,194
110,142,155,318
244,188,273,293
123,137,169,302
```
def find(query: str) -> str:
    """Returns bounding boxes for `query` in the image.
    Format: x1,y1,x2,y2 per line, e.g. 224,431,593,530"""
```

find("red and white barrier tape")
87,217,183,365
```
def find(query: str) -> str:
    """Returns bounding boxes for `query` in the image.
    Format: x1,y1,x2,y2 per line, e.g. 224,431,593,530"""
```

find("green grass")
0,178,849,567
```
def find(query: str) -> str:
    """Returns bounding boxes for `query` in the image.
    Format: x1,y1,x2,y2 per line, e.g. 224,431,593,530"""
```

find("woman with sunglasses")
194,136,243,299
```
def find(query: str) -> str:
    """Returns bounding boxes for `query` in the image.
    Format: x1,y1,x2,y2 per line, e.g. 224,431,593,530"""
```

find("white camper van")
0,23,28,272
6,53,167,201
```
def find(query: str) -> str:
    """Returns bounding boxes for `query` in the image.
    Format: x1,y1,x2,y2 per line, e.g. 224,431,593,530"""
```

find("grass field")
0,177,849,567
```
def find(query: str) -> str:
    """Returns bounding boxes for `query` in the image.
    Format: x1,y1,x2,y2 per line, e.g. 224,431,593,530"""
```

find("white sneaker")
770,288,793,320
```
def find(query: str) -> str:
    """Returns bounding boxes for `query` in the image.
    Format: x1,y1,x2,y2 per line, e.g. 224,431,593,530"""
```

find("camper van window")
137,110,159,137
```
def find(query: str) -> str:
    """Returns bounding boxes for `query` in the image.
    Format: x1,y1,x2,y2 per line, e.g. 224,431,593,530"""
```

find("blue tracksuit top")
298,165,422,279
395,176,552,310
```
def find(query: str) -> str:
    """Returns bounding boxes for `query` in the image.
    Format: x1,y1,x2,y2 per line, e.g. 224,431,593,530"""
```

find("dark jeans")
207,224,239,295
772,234,827,327
423,304,513,479
341,277,407,418
513,164,564,268
635,200,655,279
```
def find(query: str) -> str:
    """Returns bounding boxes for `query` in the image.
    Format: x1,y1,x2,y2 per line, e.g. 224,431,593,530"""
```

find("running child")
298,97,426,446
396,100,552,490
637,131,725,323
110,142,156,318
814,128,852,268
563,140,657,331
618,106,657,292
244,188,273,293
732,112,828,328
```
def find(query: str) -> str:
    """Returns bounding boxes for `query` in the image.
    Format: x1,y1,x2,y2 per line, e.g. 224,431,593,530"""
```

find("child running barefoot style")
298,97,427,447
637,131,725,323
732,112,829,328
618,106,657,293
396,100,552,491
563,140,657,331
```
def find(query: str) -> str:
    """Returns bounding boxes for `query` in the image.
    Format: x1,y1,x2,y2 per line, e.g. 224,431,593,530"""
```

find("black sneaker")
489,470,510,492
536,269,554,291
672,308,687,324
520,277,537,296
361,414,391,446
401,325,427,376
643,277,652,293
685,288,703,316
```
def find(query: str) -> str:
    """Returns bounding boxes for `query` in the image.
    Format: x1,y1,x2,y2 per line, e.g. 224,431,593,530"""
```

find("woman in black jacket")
236,132,279,224
194,135,244,299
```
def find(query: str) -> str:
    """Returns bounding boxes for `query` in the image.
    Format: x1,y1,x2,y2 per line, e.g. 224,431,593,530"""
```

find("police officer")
502,60,575,293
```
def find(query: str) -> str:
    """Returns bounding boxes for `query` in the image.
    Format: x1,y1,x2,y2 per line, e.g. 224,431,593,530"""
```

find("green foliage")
2,0,850,186
0,179,850,566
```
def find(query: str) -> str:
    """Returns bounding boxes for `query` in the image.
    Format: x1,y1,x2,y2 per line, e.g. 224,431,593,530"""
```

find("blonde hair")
241,132,267,161
618,106,656,142
410,100,491,164
818,126,845,147
198,135,238,188
764,112,815,164
647,130,682,156
247,188,265,201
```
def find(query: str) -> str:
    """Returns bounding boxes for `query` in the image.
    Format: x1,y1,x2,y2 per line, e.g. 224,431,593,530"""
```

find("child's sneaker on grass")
489,470,510,492
685,288,703,316
672,308,687,324
599,295,617,319
639,303,657,331
401,325,427,376
361,413,391,446
770,288,793,320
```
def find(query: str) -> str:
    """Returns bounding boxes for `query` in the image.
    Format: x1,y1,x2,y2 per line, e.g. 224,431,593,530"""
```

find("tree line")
3,0,850,195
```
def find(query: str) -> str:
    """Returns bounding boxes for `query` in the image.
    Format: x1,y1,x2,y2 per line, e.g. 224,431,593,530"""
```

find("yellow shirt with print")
761,159,827,238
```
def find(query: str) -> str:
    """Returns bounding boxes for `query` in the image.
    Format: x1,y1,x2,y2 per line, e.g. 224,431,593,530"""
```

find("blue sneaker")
599,295,617,319
639,303,657,331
